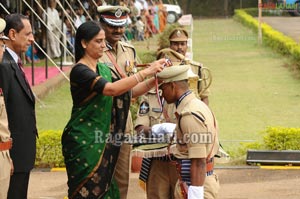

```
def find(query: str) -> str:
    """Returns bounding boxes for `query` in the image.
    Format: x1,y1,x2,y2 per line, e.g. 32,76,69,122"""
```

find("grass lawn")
194,19,300,149
36,83,72,131
35,18,300,152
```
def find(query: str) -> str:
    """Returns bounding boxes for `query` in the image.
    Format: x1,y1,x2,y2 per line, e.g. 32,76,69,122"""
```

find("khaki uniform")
135,89,177,126
157,48,211,100
174,92,220,199
0,89,11,199
99,41,136,199
135,89,178,199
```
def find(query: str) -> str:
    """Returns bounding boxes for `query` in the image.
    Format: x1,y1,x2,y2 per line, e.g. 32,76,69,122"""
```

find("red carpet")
23,66,70,86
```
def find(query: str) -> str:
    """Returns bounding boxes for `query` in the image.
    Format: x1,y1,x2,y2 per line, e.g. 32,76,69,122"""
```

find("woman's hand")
141,58,167,77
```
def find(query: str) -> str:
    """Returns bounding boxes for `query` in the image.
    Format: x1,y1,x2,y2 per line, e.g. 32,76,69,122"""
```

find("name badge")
152,108,162,113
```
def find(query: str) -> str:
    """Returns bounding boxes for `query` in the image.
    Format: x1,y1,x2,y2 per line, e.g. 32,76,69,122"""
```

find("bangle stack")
133,72,145,83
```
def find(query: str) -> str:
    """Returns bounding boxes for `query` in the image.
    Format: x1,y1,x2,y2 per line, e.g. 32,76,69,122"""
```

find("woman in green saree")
62,21,166,199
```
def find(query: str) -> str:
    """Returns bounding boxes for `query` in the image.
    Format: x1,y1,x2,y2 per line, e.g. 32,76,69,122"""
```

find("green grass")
193,19,300,149
36,18,300,153
36,83,72,131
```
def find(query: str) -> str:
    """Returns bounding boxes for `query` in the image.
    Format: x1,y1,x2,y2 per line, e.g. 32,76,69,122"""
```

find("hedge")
234,9,300,63
242,8,290,17
263,127,300,150
35,130,64,168
35,127,300,167
233,127,300,159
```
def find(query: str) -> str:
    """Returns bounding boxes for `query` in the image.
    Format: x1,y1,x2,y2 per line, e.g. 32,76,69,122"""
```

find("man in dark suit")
0,13,37,199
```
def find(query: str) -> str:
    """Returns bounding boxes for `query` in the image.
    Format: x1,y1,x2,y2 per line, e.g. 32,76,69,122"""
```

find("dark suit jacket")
0,51,37,172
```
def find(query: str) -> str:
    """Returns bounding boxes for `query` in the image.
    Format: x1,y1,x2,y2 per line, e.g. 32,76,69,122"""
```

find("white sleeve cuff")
188,186,204,199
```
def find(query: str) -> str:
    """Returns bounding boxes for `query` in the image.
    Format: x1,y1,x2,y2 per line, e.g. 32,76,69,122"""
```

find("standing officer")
158,65,220,199
0,17,13,199
157,28,211,105
135,87,178,198
0,14,37,199
97,6,139,199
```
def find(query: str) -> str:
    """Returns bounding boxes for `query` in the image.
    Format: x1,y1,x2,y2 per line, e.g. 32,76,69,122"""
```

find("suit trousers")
0,151,11,199
7,172,30,199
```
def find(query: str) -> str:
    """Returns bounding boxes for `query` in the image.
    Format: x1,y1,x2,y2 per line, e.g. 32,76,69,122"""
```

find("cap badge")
115,8,122,18
176,30,182,37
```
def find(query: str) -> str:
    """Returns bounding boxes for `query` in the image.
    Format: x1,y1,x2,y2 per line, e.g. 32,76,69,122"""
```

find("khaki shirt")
99,41,136,134
135,89,177,128
174,93,219,159
0,89,11,158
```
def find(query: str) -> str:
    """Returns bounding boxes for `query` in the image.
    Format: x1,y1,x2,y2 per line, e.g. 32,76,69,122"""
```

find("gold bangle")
134,74,140,83
145,79,151,89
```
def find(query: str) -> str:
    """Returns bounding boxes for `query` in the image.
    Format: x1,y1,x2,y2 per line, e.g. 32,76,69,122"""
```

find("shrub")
157,24,180,51
35,130,65,168
228,141,263,160
137,50,157,64
243,8,289,17
232,127,300,162
263,127,300,150
234,9,300,63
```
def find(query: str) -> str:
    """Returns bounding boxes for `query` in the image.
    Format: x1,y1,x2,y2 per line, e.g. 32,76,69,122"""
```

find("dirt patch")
28,168,300,199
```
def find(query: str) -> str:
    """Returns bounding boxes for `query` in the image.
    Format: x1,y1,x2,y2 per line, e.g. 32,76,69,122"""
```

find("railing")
0,0,89,85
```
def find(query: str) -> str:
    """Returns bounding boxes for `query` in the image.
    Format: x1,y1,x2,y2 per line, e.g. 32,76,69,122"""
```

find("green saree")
62,63,130,199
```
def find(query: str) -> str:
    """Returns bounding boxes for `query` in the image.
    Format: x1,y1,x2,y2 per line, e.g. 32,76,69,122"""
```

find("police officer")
0,18,13,199
157,28,211,105
135,88,178,198
158,65,220,199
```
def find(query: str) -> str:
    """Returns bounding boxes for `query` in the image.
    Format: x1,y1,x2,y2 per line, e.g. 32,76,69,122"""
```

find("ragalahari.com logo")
261,0,299,10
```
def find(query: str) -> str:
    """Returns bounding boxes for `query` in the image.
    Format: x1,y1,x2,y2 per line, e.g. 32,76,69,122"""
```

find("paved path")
262,16,300,42
28,168,300,199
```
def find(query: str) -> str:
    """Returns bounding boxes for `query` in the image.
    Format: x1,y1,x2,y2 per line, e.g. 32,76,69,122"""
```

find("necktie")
17,58,31,89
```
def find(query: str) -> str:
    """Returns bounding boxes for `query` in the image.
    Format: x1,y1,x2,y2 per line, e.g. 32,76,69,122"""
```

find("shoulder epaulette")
180,111,205,123
119,41,135,49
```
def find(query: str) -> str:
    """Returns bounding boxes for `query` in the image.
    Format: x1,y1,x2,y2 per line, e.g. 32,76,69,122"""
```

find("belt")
206,158,214,173
152,154,177,161
0,139,12,151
